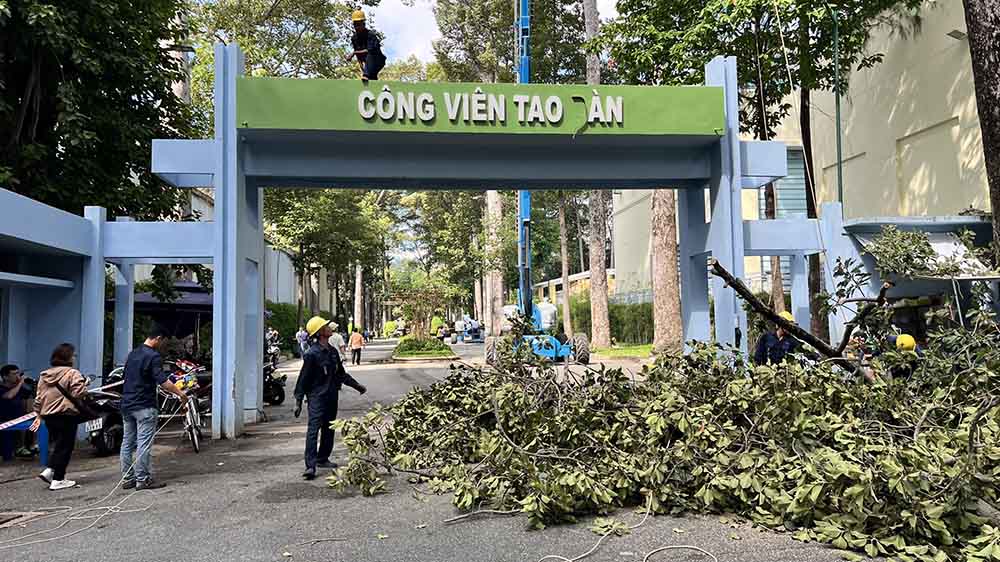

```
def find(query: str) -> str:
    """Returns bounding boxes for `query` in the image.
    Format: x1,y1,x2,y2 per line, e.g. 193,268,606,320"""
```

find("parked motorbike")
262,363,286,406
87,369,125,456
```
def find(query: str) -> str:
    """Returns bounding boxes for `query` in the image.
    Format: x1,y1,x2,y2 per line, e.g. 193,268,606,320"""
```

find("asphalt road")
0,339,846,562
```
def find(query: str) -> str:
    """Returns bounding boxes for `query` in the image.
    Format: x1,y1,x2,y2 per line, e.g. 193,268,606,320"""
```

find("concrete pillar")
677,187,711,343
81,207,106,382
704,56,747,350
113,261,135,367
789,254,810,329
212,43,253,438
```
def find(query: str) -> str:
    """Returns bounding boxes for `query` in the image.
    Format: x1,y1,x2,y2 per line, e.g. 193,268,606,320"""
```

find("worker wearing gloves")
294,316,366,480
753,311,801,366
345,10,386,81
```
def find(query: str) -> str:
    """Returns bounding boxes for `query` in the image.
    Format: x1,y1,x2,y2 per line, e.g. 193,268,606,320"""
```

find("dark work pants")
44,414,80,480
351,348,361,365
304,395,339,471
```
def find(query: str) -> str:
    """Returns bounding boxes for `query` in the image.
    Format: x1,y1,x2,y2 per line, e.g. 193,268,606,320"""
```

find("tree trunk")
576,197,586,273
583,0,600,85
764,184,786,312
963,0,1000,250
486,190,505,335
296,272,305,329
558,193,573,336
354,262,363,331
583,0,610,348
332,269,339,322
589,190,612,348
651,189,682,354
799,10,829,340
474,276,483,322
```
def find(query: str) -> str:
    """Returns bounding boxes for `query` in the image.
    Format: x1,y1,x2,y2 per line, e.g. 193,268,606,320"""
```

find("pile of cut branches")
331,312,1000,561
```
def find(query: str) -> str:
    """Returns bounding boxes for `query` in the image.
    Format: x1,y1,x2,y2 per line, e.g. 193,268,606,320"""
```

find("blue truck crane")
483,0,590,366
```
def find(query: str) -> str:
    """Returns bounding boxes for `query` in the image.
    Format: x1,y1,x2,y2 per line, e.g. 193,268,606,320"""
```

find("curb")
390,355,461,363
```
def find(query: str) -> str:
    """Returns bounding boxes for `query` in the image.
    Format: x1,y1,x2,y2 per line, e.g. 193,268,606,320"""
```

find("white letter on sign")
358,90,376,119
376,87,395,120
513,95,530,122
417,93,435,122
544,96,563,123
527,96,545,123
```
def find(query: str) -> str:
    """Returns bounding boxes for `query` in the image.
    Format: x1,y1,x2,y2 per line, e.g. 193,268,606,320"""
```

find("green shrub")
394,335,450,355
430,316,445,334
266,301,299,353
383,320,398,338
558,296,654,344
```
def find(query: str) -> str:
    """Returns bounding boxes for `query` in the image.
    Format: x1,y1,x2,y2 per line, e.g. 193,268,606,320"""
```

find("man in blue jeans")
119,326,188,490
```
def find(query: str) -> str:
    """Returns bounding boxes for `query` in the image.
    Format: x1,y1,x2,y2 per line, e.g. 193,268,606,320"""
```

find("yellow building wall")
774,0,985,218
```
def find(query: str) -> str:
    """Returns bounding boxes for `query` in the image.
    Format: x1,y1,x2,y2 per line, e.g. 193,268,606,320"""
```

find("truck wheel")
572,334,590,365
484,337,498,366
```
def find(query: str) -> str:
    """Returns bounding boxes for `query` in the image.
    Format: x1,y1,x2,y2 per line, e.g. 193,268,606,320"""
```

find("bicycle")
157,384,204,453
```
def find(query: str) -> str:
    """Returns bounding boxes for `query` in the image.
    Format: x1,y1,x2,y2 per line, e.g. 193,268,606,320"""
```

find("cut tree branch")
707,258,859,373
835,281,893,354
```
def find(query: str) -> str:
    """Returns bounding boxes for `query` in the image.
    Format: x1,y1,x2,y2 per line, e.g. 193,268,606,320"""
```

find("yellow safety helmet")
778,311,795,323
896,333,916,351
351,9,366,22
306,316,332,337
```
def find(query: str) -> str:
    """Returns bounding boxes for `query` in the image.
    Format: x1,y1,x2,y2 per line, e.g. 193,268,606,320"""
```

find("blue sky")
371,0,620,63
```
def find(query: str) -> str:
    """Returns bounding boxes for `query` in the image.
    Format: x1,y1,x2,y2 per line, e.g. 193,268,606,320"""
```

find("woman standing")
31,343,89,490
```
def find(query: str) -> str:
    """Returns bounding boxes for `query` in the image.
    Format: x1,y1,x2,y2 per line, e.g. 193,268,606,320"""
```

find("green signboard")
236,78,724,136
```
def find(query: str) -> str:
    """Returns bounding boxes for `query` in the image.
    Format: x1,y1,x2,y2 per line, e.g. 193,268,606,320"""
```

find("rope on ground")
0,408,185,549
536,492,653,562
642,545,719,562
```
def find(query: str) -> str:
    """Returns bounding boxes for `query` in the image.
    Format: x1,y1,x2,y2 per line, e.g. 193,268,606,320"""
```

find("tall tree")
432,0,515,83
583,0,612,348
962,0,1000,249
599,0,922,341
651,189,682,353
0,0,194,218
559,194,574,336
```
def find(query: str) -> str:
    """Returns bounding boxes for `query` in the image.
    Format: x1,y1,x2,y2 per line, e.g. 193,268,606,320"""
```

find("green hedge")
266,301,299,353
383,320,398,338
394,335,450,355
558,296,654,345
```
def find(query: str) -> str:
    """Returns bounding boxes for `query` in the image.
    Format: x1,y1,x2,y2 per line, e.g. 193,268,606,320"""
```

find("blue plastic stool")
0,416,47,467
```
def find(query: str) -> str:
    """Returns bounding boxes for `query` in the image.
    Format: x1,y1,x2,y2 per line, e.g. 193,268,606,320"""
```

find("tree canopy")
0,0,195,218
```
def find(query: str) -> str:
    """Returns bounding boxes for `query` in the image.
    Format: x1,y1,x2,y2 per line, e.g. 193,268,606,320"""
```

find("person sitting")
753,311,801,366
1,364,32,461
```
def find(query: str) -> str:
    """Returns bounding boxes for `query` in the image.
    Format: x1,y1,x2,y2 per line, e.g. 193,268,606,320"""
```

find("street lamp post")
827,4,844,207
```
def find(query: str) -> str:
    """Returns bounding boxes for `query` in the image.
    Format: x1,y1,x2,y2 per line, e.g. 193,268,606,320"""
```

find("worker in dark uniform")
346,10,386,81
294,316,367,480
753,311,801,366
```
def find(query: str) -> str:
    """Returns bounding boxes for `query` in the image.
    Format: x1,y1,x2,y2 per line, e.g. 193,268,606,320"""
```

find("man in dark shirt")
346,10,386,81
1,364,32,461
119,326,187,490
294,316,366,480
753,311,801,366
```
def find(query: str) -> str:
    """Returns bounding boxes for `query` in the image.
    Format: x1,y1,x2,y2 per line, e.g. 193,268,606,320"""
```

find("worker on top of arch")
346,10,386,81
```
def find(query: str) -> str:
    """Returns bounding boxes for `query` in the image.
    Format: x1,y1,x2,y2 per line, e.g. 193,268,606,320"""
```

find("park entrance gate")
143,44,798,438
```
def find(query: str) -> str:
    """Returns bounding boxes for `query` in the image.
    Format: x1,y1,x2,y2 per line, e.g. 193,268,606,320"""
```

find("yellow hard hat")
351,10,366,22
778,311,795,323
896,334,916,351
306,316,331,337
